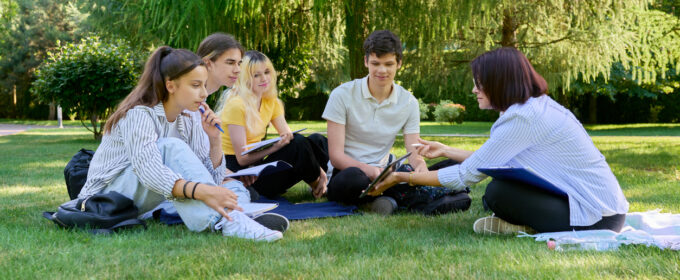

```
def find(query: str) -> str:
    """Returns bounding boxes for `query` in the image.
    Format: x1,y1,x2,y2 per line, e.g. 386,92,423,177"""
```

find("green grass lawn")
1,126,680,279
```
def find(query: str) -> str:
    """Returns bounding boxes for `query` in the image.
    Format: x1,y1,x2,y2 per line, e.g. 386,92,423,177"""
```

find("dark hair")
105,47,204,133
196,32,244,61
470,47,548,111
363,30,403,63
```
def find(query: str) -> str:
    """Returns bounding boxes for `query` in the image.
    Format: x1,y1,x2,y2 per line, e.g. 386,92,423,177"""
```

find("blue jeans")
102,138,250,232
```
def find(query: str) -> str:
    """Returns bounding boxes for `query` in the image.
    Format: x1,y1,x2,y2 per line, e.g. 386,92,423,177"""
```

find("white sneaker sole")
473,216,531,235
260,231,283,242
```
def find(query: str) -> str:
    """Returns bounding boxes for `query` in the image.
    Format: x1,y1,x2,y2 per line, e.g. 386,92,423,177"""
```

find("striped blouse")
79,103,227,199
437,95,629,226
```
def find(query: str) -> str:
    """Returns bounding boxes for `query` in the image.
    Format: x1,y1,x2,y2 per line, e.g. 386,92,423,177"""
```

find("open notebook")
240,202,278,217
241,128,307,155
224,161,292,179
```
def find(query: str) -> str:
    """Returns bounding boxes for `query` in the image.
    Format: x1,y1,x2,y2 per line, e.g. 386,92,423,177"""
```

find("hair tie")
161,47,173,58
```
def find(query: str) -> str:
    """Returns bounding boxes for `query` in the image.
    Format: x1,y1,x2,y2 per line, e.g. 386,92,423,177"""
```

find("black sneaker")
252,213,289,233
370,196,398,215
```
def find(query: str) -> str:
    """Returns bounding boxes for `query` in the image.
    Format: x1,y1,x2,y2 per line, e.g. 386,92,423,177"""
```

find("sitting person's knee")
157,137,191,153
483,180,505,203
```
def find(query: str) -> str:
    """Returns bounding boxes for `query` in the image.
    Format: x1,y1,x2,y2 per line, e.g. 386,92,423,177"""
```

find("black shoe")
246,185,260,201
252,213,289,233
423,192,471,215
370,196,398,215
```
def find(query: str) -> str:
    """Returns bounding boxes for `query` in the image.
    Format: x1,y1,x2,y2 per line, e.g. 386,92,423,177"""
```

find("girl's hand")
238,175,257,187
310,168,327,198
273,132,293,149
195,184,243,221
416,138,448,159
222,176,257,187
366,172,402,196
199,102,222,139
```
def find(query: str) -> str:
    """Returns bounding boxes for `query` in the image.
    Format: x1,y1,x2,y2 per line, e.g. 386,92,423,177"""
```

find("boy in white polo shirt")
322,30,470,215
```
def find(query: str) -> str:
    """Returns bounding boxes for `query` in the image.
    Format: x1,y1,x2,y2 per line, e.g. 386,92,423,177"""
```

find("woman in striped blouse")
78,46,283,241
370,47,629,234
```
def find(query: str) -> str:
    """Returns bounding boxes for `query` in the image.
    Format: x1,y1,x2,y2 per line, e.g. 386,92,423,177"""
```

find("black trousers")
225,133,328,197
327,159,459,206
483,179,626,233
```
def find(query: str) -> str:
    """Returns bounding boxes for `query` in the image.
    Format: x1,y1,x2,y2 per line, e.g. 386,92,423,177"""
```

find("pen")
199,107,224,133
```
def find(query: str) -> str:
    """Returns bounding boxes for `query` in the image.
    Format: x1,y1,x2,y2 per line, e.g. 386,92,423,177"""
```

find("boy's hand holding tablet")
360,152,411,197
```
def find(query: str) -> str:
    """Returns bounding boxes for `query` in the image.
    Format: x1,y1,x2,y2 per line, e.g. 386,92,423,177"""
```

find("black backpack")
64,149,94,199
43,191,147,235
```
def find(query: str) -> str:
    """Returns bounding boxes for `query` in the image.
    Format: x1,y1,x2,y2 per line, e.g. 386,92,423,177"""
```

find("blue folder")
477,167,568,198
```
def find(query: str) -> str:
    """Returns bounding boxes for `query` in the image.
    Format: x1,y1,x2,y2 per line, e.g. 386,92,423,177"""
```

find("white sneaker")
472,215,533,235
214,211,283,242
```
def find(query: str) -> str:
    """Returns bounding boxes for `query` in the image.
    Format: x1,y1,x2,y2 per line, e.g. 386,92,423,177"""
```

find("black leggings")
483,179,625,233
225,133,328,198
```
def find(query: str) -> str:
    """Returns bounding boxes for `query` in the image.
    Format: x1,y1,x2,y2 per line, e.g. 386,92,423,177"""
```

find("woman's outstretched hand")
366,172,402,196
416,138,449,159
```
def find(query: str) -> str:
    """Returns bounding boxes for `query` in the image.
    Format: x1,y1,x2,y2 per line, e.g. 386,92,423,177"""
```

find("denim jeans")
102,137,250,232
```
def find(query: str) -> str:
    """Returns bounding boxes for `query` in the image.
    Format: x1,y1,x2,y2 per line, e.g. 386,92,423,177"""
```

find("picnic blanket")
141,197,358,225
519,210,680,250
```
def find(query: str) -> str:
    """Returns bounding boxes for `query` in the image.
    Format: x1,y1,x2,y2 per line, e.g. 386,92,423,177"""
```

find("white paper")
224,161,293,178
240,202,278,217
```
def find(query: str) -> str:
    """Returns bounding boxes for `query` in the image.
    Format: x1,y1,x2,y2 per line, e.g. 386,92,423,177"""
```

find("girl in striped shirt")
79,46,283,241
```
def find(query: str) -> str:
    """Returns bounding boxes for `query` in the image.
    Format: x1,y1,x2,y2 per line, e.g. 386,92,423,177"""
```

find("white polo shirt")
322,76,420,167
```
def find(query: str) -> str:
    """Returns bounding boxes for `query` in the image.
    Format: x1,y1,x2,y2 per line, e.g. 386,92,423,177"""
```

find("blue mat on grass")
144,197,358,225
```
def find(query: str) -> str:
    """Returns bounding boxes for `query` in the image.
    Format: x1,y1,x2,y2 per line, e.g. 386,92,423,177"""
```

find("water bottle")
547,240,620,251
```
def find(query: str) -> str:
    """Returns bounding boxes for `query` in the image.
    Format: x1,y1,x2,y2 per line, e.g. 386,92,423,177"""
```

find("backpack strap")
89,219,147,235
43,211,147,235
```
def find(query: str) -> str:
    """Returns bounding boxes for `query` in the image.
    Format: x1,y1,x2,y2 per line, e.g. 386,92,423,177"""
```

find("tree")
31,36,144,139
0,0,83,118
80,0,680,122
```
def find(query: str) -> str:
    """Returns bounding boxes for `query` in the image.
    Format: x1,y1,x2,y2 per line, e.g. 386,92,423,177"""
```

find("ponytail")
105,46,204,133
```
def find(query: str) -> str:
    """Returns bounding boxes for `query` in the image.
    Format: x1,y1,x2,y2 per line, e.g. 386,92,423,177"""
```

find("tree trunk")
91,113,101,140
588,93,597,124
48,101,56,120
501,9,518,47
12,84,17,106
344,0,369,79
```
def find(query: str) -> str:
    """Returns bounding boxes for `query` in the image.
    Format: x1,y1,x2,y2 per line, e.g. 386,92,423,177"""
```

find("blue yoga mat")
147,197,358,225
253,197,359,220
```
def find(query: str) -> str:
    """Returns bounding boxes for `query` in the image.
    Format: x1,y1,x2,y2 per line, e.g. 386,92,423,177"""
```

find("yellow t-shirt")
220,95,284,155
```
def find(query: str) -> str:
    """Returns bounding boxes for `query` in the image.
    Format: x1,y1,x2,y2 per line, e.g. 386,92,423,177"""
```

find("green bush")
418,98,430,120
433,100,466,124
32,36,144,139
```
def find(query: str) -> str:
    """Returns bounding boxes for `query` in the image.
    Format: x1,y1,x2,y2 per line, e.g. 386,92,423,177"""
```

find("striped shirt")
79,103,227,199
437,95,629,226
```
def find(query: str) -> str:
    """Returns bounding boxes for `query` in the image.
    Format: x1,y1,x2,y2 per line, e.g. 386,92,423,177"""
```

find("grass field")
1,122,679,279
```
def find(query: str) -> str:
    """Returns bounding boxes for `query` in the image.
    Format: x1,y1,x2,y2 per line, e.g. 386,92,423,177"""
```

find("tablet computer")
358,152,411,198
